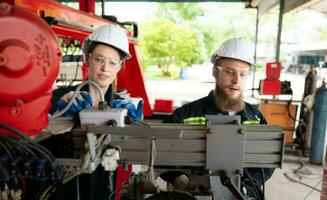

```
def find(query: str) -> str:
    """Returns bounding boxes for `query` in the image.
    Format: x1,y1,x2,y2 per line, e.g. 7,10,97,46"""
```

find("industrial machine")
0,1,61,137
0,1,286,199
45,115,284,200
0,1,145,199
257,62,298,145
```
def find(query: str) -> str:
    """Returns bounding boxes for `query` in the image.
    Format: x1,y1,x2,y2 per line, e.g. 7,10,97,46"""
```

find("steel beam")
14,0,114,27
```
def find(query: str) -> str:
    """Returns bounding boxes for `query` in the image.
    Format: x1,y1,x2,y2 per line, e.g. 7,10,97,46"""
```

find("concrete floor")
265,149,323,200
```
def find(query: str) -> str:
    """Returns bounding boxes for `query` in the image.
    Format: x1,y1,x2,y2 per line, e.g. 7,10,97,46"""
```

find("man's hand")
56,91,93,117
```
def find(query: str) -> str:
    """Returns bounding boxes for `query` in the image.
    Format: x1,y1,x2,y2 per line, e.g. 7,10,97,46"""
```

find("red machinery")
0,0,153,138
259,62,282,95
259,61,292,95
0,2,61,137
0,1,151,199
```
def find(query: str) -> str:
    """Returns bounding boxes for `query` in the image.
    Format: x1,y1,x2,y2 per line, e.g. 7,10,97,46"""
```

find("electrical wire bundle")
0,122,63,200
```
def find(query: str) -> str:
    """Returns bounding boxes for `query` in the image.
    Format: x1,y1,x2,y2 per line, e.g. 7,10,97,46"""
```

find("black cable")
261,168,265,200
24,142,53,161
88,172,96,200
286,89,298,122
2,139,30,161
283,172,321,192
109,190,116,200
302,178,323,200
0,140,13,159
0,122,55,161
0,135,38,159
0,122,33,142
244,169,262,200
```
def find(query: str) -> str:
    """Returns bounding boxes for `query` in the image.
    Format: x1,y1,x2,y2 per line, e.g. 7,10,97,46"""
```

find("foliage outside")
138,3,257,78
139,19,201,77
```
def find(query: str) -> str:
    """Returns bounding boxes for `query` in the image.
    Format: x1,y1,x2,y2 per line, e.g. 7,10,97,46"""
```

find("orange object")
259,102,297,144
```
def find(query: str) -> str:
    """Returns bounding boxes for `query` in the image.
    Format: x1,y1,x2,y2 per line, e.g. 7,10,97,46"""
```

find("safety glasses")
88,53,122,69
216,65,251,80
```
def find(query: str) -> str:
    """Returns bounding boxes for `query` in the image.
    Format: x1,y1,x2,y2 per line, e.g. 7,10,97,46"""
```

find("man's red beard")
213,84,245,112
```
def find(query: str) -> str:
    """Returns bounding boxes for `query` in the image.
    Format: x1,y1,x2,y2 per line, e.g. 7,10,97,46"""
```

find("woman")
48,24,131,200
50,24,131,115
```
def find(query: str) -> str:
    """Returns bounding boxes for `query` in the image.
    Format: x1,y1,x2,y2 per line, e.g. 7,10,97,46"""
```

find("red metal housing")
0,2,61,136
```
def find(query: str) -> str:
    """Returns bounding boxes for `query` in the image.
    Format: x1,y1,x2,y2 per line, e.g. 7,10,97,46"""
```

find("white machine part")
79,108,127,127
101,148,120,171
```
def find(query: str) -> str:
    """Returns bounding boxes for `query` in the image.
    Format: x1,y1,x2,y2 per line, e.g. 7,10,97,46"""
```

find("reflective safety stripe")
243,115,260,124
183,117,206,125
243,120,260,124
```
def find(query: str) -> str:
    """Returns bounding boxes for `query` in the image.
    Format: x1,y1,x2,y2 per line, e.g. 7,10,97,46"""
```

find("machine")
0,1,285,199
47,115,285,200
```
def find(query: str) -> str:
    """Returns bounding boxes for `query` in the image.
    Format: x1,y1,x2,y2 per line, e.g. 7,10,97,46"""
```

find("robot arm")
0,2,61,137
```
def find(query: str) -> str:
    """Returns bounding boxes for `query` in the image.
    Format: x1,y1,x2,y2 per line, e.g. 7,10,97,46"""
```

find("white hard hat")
210,38,254,65
82,24,131,59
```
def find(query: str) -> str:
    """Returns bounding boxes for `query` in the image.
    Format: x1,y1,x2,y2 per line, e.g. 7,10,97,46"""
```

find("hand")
56,91,93,117
112,98,143,121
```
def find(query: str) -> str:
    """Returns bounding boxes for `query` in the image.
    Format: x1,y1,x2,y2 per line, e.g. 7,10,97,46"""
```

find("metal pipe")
101,0,105,16
310,81,327,164
252,7,259,97
276,0,284,62
250,0,262,7
55,18,95,32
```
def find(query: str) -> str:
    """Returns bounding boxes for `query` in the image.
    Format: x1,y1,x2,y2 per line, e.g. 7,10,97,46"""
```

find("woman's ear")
83,54,88,65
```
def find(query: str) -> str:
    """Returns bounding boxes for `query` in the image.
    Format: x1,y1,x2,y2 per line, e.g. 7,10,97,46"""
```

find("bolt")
15,99,24,106
235,170,243,176
0,53,8,66
237,128,245,134
0,2,13,15
10,106,21,116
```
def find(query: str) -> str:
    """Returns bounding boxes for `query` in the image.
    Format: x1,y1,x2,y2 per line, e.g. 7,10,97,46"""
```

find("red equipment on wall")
259,62,292,95
0,2,61,137
259,62,282,95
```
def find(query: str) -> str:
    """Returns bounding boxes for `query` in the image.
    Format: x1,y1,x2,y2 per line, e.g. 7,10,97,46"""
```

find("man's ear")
212,65,218,78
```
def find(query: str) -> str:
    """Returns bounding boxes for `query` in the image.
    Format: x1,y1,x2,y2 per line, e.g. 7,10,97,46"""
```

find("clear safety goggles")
216,65,251,80
89,53,122,69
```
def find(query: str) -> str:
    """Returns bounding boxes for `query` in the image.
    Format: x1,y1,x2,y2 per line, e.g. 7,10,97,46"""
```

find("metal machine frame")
58,115,284,200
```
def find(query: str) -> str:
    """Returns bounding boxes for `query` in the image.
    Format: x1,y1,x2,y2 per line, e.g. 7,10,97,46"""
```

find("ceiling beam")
284,0,311,13
60,0,248,2
257,0,278,16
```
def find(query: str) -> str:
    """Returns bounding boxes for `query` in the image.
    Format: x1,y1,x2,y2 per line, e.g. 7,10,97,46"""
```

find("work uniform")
46,84,115,200
163,90,274,199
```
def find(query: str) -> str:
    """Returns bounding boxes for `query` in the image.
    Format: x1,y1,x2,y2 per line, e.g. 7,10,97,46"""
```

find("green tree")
156,3,204,23
140,19,201,77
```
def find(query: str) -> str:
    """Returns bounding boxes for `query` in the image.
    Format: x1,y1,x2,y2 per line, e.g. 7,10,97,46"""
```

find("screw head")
0,2,13,15
237,128,245,134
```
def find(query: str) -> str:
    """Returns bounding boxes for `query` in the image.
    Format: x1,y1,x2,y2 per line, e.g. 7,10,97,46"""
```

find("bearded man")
163,38,274,199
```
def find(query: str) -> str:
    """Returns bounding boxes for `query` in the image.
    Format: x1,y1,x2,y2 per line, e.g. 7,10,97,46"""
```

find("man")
163,38,273,199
